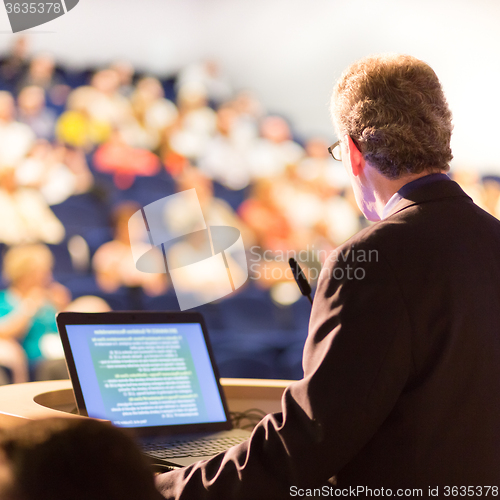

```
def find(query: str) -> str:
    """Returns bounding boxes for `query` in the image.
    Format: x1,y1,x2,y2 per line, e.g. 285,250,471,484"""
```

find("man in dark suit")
156,54,500,498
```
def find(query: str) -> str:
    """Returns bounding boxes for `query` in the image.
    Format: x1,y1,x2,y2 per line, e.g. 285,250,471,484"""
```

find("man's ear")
346,135,365,177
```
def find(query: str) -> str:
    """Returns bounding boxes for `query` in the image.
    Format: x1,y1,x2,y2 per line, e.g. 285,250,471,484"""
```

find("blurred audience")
169,82,217,160
17,52,70,106
176,59,233,105
56,68,132,149
0,42,499,382
93,130,160,189
16,141,93,205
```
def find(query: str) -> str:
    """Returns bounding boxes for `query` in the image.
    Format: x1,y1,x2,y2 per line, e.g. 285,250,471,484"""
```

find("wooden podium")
0,379,291,428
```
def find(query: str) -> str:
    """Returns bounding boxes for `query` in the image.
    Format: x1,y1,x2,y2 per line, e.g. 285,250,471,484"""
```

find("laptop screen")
64,321,227,429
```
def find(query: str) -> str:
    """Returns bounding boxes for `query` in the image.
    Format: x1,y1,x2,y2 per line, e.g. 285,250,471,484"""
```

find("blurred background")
0,0,499,385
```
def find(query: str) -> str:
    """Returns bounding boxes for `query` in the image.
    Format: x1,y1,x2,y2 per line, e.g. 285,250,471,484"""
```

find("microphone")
288,258,313,305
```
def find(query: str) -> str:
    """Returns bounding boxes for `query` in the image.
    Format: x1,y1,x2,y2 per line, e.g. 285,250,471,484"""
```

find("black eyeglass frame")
328,137,361,161
328,140,342,161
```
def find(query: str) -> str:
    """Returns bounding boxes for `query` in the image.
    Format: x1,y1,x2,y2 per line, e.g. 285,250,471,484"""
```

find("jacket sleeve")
156,243,413,499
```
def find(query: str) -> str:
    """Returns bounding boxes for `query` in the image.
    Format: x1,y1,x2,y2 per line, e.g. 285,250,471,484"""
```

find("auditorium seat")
140,289,181,312
212,181,248,211
47,242,74,281
122,172,176,207
51,192,111,236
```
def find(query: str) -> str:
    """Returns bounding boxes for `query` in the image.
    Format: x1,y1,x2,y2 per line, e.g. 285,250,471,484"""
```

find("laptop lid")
57,311,232,438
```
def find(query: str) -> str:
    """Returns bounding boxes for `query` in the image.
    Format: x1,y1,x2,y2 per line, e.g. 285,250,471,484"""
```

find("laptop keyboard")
144,434,248,459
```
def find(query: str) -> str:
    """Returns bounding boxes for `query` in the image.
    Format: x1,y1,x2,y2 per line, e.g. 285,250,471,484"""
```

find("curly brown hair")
331,54,453,179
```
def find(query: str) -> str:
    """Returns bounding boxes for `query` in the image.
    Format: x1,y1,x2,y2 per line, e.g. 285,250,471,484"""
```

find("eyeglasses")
328,140,342,161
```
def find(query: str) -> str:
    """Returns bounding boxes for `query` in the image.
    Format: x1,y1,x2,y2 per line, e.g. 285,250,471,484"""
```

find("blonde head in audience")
17,86,46,117
2,244,54,288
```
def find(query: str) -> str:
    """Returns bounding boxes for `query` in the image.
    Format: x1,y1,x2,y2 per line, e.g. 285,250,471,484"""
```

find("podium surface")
0,379,291,428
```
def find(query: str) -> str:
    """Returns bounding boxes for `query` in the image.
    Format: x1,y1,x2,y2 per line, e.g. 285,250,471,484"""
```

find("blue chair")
212,181,248,211
81,227,113,259
219,288,294,349
51,193,111,236
48,242,74,282
140,289,180,312
122,173,176,207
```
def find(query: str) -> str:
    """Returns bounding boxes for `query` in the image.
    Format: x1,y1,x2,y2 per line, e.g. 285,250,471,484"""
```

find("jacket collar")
384,176,472,219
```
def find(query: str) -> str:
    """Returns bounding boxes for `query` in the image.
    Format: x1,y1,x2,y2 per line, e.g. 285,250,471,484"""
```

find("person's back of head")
0,418,162,500
331,53,453,179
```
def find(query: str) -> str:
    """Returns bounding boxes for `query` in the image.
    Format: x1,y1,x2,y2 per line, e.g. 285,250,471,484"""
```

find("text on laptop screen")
65,323,226,428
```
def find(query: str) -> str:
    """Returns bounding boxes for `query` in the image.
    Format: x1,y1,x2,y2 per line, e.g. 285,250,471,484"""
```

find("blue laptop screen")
65,322,227,428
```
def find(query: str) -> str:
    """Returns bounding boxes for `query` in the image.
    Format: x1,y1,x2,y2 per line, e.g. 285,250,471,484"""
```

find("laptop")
56,311,251,469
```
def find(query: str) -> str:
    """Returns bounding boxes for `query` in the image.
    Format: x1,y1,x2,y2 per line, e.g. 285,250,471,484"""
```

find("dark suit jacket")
156,179,500,499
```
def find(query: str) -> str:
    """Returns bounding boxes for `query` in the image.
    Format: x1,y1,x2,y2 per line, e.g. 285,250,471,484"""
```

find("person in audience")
93,129,161,189
230,89,266,123
296,137,348,188
16,140,93,206
0,166,65,245
55,90,111,149
0,36,29,90
0,418,163,500
169,82,217,161
247,115,305,180
238,178,295,252
176,59,233,106
92,201,168,297
198,104,253,190
111,60,135,98
57,68,131,149
0,244,70,380
0,91,35,170
130,76,178,151
17,85,56,141
63,295,111,313
72,68,132,128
